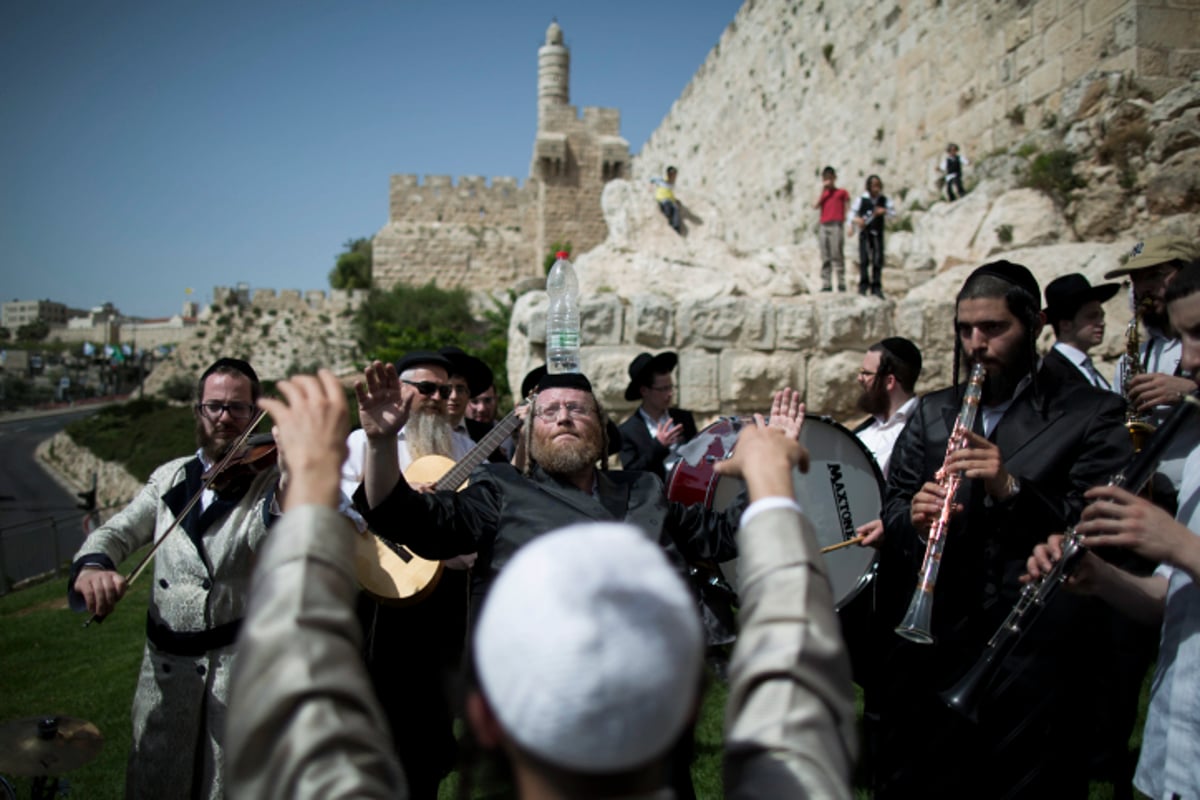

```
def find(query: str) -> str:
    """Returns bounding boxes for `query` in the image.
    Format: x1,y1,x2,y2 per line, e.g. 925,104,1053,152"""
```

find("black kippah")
201,357,259,386
879,337,922,375
966,259,1040,301
536,372,594,394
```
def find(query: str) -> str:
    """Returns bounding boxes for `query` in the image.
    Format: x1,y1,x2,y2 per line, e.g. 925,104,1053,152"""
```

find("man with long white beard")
338,349,475,800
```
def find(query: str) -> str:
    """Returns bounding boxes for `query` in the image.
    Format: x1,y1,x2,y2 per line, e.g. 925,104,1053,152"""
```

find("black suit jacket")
618,407,699,480
1040,347,1095,388
870,376,1131,797
360,462,739,615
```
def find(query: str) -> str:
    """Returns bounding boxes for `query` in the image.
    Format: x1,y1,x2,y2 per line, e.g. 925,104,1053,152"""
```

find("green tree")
0,327,9,341
543,241,572,275
329,237,373,290
355,282,513,402
16,319,49,341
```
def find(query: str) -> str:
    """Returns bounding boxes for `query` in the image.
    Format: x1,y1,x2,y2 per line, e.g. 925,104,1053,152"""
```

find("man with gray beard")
338,349,475,800
355,365,801,800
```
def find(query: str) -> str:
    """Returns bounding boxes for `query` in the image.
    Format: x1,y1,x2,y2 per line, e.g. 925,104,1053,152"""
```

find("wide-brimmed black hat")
1043,274,1121,324
623,352,678,402
520,365,548,399
438,346,494,397
395,350,453,376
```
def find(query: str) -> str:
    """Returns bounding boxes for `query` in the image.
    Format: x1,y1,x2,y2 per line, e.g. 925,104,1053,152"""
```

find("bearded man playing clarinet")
867,261,1131,798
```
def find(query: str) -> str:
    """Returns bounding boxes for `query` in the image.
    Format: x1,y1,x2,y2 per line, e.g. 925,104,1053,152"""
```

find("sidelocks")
941,390,1200,720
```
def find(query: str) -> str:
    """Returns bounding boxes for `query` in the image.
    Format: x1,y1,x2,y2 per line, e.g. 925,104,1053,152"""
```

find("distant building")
2,299,73,330
372,21,629,292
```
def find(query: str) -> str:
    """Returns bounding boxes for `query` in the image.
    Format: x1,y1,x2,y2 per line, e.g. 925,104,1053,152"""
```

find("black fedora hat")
623,352,678,402
395,349,453,376
438,346,494,397
1043,273,1120,324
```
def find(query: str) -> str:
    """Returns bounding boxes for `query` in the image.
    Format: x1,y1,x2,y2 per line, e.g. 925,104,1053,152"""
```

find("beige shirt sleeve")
723,506,857,799
226,504,406,800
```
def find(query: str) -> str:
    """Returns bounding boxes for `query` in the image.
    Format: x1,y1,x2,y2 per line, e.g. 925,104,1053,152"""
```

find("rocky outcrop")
510,70,1200,425
36,432,143,519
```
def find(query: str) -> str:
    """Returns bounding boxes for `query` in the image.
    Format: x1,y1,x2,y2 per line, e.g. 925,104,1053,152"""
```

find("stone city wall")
634,0,1199,253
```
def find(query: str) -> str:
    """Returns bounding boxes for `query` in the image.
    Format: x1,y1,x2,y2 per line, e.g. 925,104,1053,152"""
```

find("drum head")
713,417,883,610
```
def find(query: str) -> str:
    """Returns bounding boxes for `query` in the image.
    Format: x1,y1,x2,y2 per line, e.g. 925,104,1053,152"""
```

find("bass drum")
667,416,883,610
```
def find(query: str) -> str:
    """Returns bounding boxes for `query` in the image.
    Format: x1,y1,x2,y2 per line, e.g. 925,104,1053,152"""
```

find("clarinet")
941,391,1200,719
894,361,987,644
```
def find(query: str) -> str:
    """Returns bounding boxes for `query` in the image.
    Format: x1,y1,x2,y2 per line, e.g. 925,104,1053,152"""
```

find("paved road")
0,409,100,592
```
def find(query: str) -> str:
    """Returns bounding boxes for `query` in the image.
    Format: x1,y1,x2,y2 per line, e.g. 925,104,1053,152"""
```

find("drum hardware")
0,715,103,800
667,415,884,610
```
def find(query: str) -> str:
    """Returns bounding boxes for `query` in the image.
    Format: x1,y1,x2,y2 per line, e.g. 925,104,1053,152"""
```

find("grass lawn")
0,553,150,799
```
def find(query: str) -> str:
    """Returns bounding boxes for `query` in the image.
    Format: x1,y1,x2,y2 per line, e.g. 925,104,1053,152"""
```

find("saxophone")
894,361,987,644
1121,294,1157,452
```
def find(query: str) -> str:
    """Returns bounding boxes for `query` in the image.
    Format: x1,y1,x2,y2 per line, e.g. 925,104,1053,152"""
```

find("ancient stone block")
581,295,624,345
775,302,818,350
678,349,721,412
678,297,776,350
578,346,646,411
1082,0,1128,32
816,300,893,352
803,350,865,419
626,293,676,347
717,351,803,414
1043,9,1083,57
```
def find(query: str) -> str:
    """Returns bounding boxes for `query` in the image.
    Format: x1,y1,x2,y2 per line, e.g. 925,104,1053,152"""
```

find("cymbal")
0,716,104,776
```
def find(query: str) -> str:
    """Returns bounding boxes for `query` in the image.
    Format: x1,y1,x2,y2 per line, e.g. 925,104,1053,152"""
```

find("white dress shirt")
855,396,918,479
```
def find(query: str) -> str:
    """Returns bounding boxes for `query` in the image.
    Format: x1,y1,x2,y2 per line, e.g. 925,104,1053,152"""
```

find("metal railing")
0,510,102,596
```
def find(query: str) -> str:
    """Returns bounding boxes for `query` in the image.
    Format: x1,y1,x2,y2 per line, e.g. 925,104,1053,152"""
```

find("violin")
204,432,278,493
85,408,276,627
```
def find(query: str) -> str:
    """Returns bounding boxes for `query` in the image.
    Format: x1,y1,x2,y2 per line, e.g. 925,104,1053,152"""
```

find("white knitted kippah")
473,522,704,773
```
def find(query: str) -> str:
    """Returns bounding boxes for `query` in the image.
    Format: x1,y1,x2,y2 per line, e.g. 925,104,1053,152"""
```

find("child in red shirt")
814,166,851,292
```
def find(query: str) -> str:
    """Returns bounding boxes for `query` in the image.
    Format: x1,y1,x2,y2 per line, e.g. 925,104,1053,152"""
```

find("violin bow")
84,408,270,627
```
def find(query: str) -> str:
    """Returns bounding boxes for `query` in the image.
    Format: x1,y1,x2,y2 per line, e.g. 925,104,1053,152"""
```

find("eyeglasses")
197,401,255,420
402,379,452,400
534,402,595,422
648,383,675,393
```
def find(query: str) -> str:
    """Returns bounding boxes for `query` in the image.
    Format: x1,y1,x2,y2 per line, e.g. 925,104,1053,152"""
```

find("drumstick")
821,534,866,554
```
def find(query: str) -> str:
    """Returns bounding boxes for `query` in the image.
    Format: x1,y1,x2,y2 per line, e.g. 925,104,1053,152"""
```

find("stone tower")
371,21,629,293
530,20,629,268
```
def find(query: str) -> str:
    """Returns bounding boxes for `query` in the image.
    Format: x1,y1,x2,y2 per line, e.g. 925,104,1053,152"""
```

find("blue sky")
0,1,739,319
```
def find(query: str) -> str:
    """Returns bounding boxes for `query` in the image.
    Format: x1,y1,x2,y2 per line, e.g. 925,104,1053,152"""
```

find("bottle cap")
555,251,570,259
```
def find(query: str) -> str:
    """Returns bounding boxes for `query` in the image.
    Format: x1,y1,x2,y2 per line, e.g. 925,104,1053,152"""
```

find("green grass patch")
64,399,196,483
0,552,151,799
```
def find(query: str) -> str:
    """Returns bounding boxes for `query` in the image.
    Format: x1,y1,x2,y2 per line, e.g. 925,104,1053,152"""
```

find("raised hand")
259,369,350,511
355,360,410,439
654,419,684,447
765,387,805,442
716,423,808,502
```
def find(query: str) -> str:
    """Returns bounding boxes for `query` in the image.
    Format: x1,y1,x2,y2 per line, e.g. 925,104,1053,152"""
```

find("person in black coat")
618,351,698,481
867,261,1132,799
1040,273,1121,390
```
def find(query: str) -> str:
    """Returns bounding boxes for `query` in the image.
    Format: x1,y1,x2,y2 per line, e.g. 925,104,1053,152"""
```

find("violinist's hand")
355,361,411,440
259,370,349,511
74,568,128,617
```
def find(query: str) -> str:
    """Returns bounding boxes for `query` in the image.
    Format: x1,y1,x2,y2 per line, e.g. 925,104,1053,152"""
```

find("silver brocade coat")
73,455,277,800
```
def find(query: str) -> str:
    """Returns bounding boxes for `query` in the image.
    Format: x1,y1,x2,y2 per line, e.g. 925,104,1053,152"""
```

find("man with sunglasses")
338,348,477,800
67,357,281,800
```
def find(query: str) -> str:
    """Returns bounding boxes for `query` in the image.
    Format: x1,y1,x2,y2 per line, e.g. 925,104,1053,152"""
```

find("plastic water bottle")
545,251,581,373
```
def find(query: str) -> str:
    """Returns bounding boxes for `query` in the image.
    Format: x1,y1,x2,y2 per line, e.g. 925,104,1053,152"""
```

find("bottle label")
549,332,580,348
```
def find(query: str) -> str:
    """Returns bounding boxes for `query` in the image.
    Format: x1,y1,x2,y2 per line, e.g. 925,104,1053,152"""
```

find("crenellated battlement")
388,174,532,224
